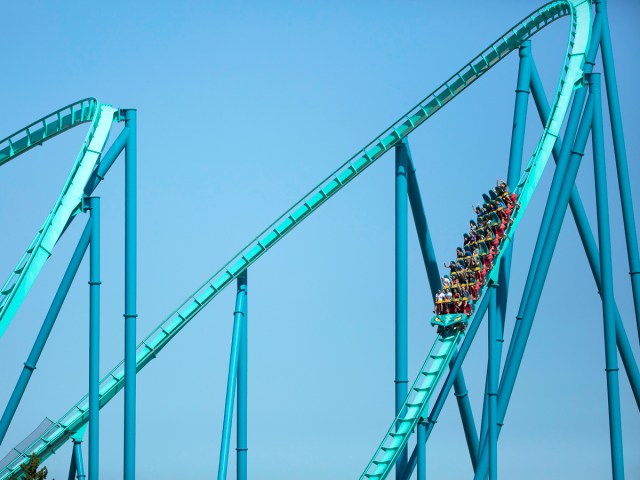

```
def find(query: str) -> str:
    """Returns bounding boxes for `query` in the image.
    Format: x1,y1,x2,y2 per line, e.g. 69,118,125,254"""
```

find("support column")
123,109,137,480
416,419,426,480
237,271,248,480
0,221,92,445
501,20,601,383
73,440,87,480
218,272,248,480
530,55,640,409
591,73,625,479
88,197,101,480
394,141,408,478
598,0,640,341
499,39,531,308
488,284,499,480
68,447,77,480
481,39,531,451
474,77,596,480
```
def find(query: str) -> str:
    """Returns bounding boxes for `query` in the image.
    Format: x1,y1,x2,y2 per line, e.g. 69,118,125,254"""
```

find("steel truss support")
124,109,138,480
217,271,248,480
0,221,92,446
87,196,101,480
402,140,480,468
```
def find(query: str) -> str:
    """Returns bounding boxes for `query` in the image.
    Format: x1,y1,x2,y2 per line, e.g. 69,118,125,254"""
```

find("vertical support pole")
88,197,101,480
598,0,640,341
394,141,409,478
0,221,92,445
237,271,248,480
591,73,625,479
473,79,596,480
123,109,137,480
506,21,600,374
481,39,531,451
499,39,531,306
488,284,499,480
416,419,426,480
74,440,87,480
530,48,640,411
68,447,77,480
218,272,248,480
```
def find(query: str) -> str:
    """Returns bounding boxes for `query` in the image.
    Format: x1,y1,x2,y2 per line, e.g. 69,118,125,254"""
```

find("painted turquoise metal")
416,421,426,480
72,440,85,480
598,0,640,342
529,56,640,410
591,74,625,480
0,2,599,478
361,332,462,479
217,273,247,480
123,109,138,480
237,271,248,480
473,77,597,480
399,292,492,480
405,144,479,468
6,0,639,478
487,284,499,480
87,197,101,480
394,141,409,479
0,99,97,168
0,103,117,339
480,39,532,458
0,220,92,445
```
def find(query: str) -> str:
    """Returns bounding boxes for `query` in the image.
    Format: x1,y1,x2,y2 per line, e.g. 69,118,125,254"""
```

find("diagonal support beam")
403,141,480,468
529,55,640,409
0,220,93,446
217,272,248,480
474,77,596,480
598,0,640,343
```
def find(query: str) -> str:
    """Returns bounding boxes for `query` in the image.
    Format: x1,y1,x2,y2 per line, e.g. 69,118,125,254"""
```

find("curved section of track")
0,1,591,477
0,100,118,338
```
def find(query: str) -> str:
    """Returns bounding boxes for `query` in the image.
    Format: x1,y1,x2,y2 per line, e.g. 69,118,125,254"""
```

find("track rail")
0,98,97,168
0,0,591,477
0,103,117,338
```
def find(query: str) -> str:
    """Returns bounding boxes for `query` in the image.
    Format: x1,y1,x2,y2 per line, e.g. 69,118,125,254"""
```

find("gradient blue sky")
1,1,639,478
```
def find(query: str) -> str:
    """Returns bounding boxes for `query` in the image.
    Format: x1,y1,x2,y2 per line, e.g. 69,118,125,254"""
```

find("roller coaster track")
0,99,118,338
0,1,592,478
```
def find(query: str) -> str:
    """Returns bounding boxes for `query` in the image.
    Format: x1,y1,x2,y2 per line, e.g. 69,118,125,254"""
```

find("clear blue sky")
1,1,639,478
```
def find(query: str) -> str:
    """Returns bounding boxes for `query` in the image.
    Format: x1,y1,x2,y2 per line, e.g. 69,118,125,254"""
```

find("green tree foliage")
19,453,48,480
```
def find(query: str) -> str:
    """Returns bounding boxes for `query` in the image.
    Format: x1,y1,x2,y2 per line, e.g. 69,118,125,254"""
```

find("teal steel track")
0,100,118,338
0,1,593,478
